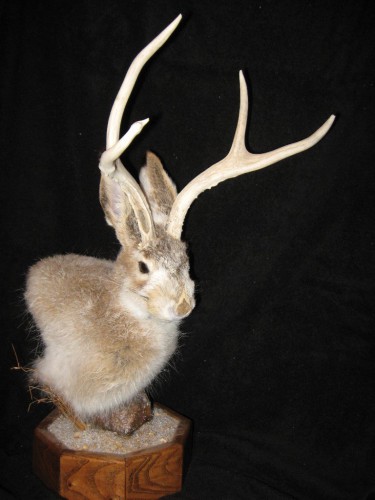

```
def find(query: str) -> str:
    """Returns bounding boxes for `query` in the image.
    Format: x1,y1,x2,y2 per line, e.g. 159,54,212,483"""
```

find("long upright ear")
99,175,142,247
139,151,177,226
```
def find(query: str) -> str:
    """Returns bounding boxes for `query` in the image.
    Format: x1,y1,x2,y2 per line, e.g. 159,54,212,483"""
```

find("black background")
1,1,374,498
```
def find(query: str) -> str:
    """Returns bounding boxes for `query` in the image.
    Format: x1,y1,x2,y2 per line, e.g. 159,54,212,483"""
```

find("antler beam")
167,71,335,239
99,15,182,243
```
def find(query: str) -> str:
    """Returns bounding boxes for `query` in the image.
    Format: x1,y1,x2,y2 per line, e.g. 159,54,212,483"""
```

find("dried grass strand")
11,344,86,431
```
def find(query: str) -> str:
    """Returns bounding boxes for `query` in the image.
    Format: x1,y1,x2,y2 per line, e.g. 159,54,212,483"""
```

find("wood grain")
33,410,66,492
60,453,125,499
126,445,182,497
33,404,191,499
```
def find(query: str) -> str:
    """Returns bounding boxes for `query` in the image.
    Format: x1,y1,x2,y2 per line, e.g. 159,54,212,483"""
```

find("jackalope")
25,15,334,433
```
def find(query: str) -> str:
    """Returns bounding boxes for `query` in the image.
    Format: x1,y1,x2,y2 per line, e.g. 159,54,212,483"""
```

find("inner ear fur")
99,175,141,246
139,151,177,225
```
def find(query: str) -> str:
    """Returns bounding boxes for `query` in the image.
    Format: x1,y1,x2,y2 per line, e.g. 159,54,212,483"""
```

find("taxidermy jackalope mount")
25,15,334,434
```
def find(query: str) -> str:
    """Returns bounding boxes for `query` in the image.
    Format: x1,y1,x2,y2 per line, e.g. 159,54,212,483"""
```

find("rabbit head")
100,151,195,322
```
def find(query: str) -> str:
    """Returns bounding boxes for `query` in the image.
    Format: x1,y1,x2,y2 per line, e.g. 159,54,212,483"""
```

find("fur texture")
25,153,195,419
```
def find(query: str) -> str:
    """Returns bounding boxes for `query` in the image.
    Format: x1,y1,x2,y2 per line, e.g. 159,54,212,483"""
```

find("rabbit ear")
139,151,177,226
99,176,142,246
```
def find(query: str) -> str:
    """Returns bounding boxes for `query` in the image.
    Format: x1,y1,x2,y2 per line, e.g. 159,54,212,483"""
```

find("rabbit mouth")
138,293,149,300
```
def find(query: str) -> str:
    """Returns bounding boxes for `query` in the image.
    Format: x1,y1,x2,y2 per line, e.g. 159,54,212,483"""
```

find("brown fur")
25,154,195,421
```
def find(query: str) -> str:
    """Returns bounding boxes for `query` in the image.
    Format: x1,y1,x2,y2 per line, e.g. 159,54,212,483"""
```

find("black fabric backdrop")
1,1,374,499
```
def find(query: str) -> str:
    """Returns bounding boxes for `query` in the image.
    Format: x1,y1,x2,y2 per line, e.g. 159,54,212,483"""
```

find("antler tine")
101,14,182,166
167,71,335,239
99,15,182,243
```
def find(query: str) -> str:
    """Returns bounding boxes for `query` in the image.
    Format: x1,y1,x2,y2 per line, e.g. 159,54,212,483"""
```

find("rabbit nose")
176,296,192,317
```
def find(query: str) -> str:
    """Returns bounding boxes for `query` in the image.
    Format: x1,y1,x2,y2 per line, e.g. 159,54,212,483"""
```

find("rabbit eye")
138,261,149,274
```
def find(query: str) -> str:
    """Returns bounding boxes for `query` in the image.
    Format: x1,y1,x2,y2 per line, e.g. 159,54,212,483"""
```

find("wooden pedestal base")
33,404,192,499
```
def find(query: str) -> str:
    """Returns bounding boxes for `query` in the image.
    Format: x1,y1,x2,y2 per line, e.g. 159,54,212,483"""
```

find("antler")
167,71,335,239
99,14,182,243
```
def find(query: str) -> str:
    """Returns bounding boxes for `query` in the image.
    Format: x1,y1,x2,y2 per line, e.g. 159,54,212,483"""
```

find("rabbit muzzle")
147,279,195,322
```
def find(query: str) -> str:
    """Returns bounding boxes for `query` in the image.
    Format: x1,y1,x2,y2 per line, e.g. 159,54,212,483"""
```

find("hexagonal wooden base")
33,403,192,499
